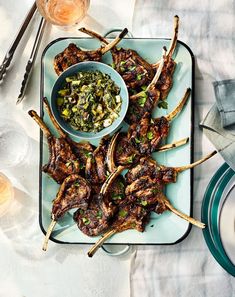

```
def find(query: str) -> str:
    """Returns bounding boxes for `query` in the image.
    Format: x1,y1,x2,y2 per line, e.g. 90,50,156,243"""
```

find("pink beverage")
36,0,90,26
0,173,13,217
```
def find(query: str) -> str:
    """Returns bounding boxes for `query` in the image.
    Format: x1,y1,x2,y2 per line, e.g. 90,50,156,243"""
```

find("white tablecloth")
0,0,234,296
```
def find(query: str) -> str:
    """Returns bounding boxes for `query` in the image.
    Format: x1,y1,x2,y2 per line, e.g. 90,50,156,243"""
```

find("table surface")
0,0,234,296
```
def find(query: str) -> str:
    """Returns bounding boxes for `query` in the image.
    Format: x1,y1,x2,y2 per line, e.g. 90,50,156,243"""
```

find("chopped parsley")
82,217,90,225
141,85,147,91
147,131,153,140
128,65,136,71
111,193,124,201
96,210,102,219
119,209,128,218
65,161,72,167
137,73,144,80
138,96,147,107
140,200,148,206
84,151,93,158
79,163,85,169
151,188,160,195
158,100,168,109
127,154,135,163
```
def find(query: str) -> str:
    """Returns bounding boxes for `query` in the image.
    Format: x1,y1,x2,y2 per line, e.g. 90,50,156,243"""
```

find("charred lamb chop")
111,133,189,168
125,154,216,216
29,110,81,184
73,175,126,236
125,48,166,125
43,97,94,169
84,131,121,189
43,174,91,251
127,88,190,155
112,88,191,167
88,203,150,257
73,194,110,237
54,28,128,75
153,15,179,100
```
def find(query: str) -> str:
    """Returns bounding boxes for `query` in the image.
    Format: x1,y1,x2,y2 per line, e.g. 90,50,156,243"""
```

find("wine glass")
36,0,90,27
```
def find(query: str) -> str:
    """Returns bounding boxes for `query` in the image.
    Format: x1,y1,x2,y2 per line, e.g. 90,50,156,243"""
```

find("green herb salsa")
57,71,122,133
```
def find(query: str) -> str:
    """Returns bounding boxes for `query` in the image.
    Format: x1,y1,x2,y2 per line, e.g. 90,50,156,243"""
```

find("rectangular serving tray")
40,36,194,245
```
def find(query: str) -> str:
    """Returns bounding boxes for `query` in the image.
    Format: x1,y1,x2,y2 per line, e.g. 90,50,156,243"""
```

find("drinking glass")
0,119,30,169
36,0,90,27
0,173,13,217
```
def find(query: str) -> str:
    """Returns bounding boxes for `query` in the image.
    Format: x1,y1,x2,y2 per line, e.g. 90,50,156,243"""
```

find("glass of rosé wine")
36,0,90,27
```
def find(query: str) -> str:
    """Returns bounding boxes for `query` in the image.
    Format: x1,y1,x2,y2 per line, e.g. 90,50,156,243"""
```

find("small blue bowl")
51,61,129,140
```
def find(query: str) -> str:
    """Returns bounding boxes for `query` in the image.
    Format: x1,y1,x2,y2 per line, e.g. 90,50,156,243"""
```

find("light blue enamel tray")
40,36,194,245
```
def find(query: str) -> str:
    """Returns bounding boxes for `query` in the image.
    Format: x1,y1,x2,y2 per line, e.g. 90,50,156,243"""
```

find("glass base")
0,173,14,217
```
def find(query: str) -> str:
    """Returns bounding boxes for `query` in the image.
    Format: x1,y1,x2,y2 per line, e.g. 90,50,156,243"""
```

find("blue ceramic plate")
201,163,235,276
51,61,129,140
40,36,194,245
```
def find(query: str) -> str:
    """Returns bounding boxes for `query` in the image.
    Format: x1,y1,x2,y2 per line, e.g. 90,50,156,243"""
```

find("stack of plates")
202,163,235,276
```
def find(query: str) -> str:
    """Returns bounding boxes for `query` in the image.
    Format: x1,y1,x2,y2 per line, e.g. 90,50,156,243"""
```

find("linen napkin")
213,79,235,128
201,78,235,171
200,104,235,171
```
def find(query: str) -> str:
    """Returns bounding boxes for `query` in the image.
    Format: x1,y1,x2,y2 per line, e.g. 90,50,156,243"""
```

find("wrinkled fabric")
201,104,235,171
213,79,235,127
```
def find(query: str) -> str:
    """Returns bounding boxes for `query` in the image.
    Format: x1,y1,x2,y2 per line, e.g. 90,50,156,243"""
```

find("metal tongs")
0,1,46,104
17,16,46,104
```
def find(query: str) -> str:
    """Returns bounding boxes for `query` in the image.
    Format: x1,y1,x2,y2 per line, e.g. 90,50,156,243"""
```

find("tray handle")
101,244,131,256
103,28,133,38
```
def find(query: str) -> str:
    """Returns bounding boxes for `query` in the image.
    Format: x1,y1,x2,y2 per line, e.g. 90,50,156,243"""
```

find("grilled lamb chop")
54,28,128,75
52,174,91,220
73,194,110,237
43,174,91,251
43,97,94,169
153,15,179,100
111,89,190,167
73,176,126,236
125,48,166,125
84,133,119,189
85,137,109,186
110,48,154,92
112,203,150,232
106,175,126,206
128,88,190,155
125,154,216,215
28,110,81,184
114,132,189,167
88,203,150,257
114,133,141,166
